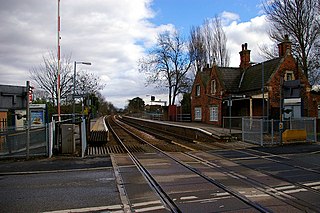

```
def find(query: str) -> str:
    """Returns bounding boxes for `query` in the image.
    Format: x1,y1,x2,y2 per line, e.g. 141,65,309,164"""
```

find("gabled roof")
239,58,282,92
216,67,242,93
196,67,211,88
195,57,284,95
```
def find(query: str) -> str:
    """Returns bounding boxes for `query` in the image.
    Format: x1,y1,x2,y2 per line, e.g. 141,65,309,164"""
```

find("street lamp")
73,61,91,122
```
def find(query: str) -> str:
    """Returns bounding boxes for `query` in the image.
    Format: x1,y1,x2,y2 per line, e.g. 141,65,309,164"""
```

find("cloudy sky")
0,0,272,108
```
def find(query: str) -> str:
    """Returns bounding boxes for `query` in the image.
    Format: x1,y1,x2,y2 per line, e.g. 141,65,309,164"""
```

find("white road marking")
131,200,162,207
180,196,198,200
303,181,320,186
43,204,123,213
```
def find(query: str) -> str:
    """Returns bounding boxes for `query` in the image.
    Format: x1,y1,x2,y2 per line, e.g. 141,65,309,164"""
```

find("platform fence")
0,125,48,158
242,117,317,146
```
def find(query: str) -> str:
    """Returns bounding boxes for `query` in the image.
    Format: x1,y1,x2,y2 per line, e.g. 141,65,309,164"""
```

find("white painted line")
43,204,123,213
213,192,230,197
274,185,295,190
0,166,113,176
180,196,198,200
135,205,166,212
303,181,320,186
283,188,308,194
246,194,270,198
131,200,162,207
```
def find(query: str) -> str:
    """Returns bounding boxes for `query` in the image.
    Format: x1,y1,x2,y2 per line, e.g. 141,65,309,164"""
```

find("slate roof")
197,67,211,88
239,58,282,92
196,57,283,96
216,67,242,93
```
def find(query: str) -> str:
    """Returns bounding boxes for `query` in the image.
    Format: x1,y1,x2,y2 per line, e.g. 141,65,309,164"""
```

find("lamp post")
73,61,91,122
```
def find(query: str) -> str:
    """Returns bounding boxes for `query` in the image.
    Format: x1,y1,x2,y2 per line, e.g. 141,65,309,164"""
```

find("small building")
191,35,320,126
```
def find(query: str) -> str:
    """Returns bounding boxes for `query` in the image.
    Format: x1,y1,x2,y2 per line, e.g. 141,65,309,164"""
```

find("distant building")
191,35,320,125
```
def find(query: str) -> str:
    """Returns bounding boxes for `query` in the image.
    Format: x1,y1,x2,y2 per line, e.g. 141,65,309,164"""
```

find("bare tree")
29,50,73,106
76,70,105,96
189,25,207,73
29,51,105,108
263,0,320,83
189,16,230,71
139,30,193,105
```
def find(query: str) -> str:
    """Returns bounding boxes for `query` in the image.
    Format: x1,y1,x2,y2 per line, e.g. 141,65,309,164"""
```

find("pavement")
0,156,113,174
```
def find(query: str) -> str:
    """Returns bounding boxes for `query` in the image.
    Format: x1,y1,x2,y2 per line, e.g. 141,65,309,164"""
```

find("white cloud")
0,1,273,108
0,0,172,108
224,15,273,66
220,11,240,25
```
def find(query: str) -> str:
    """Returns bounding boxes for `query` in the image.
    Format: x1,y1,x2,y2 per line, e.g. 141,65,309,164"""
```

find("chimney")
278,35,292,57
239,43,251,69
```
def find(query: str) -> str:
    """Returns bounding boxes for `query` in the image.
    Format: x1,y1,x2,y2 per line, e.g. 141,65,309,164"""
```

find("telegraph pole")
57,0,61,121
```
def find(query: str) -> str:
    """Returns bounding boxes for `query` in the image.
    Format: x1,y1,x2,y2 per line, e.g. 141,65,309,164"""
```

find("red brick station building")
191,35,320,126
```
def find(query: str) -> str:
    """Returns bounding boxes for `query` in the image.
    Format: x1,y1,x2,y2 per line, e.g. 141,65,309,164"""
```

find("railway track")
207,147,320,203
106,115,320,212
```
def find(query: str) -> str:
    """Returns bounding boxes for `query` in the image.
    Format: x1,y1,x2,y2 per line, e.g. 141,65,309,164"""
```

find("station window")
211,80,216,94
285,71,295,81
194,107,202,120
196,85,201,96
209,106,219,121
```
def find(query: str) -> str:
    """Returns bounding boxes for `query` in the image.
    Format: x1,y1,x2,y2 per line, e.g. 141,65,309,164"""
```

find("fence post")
260,119,263,146
314,118,317,143
81,118,87,158
271,119,274,145
242,117,244,142
48,122,54,158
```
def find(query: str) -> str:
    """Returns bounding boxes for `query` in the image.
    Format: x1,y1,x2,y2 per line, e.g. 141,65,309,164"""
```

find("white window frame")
196,85,201,96
285,70,295,81
209,105,219,121
194,107,202,120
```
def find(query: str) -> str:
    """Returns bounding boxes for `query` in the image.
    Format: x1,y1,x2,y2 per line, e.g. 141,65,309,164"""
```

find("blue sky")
151,0,263,31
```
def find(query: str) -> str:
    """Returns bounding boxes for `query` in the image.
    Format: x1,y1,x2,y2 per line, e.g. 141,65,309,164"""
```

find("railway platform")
122,116,242,141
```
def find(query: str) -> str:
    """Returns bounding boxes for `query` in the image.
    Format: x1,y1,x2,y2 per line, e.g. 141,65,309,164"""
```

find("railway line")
104,115,320,212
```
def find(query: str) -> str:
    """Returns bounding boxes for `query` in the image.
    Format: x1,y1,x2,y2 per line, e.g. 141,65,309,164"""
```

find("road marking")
131,200,166,212
135,206,166,212
43,204,123,213
0,166,113,176
131,200,162,207
274,185,295,190
180,196,198,200
283,188,308,194
303,181,320,186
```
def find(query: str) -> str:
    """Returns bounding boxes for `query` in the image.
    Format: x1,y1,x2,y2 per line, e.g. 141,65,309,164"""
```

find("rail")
106,116,181,213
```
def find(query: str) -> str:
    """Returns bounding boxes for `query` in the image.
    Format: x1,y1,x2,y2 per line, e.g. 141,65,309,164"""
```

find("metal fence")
223,116,268,130
242,117,317,146
176,114,192,122
0,125,48,158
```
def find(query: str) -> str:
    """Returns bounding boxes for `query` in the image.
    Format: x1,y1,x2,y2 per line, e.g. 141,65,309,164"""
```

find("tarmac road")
0,157,122,213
